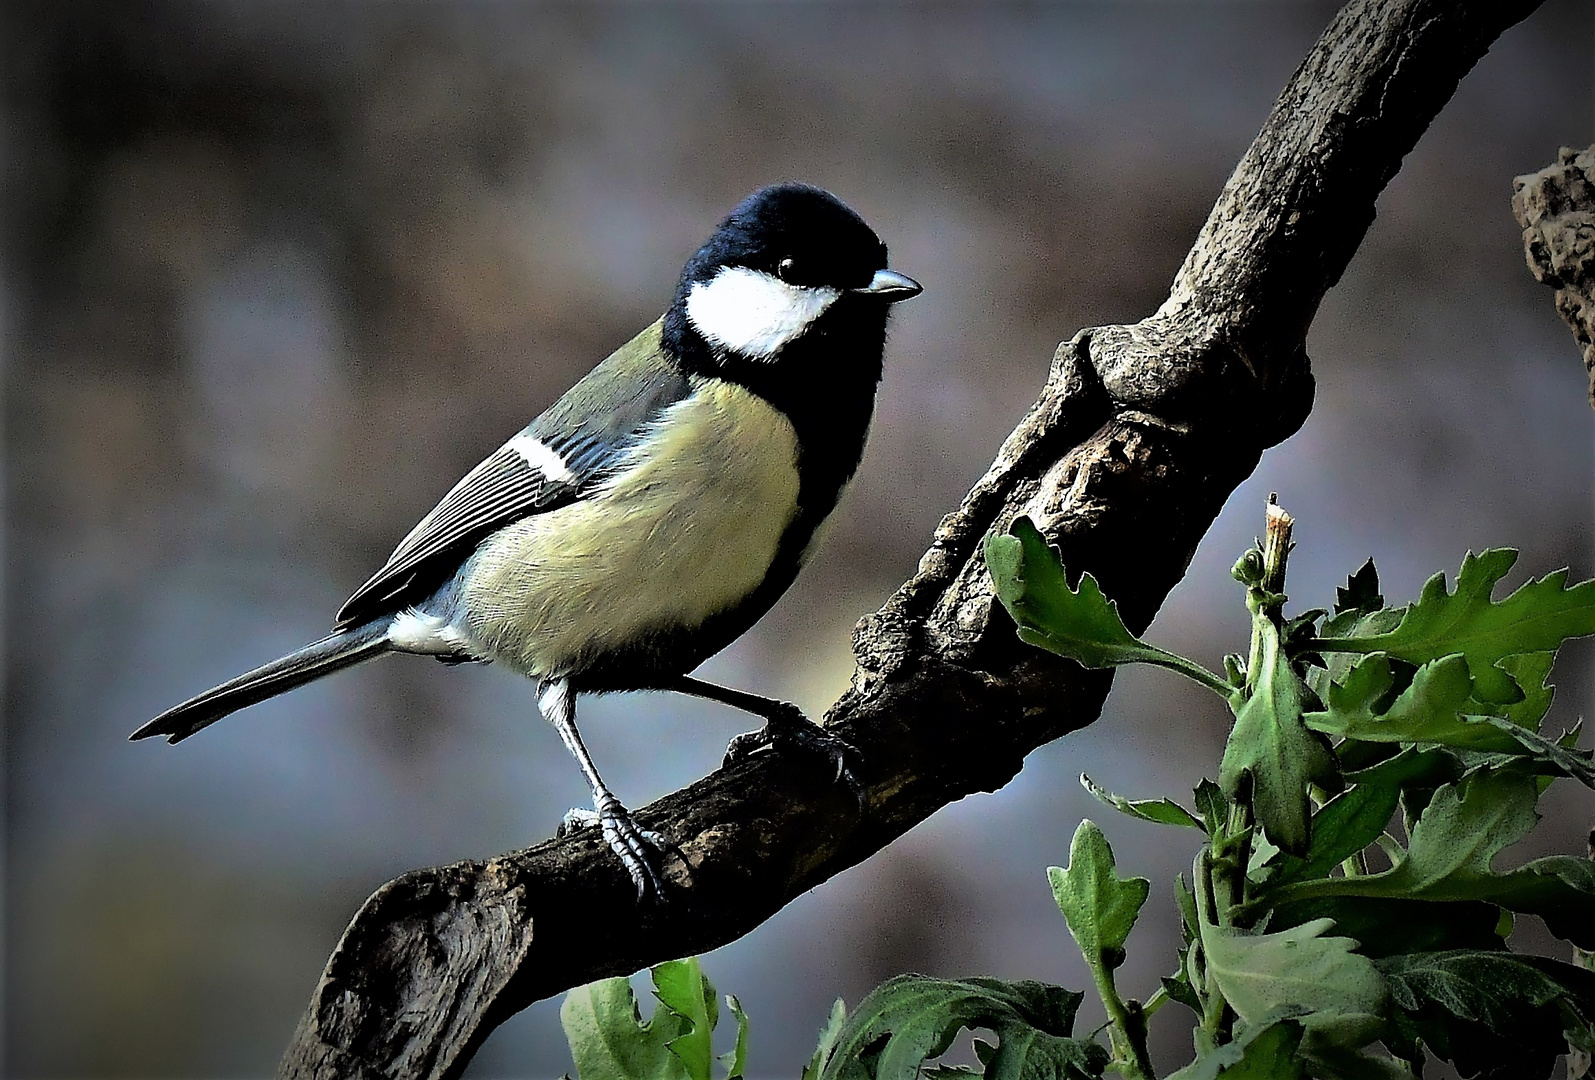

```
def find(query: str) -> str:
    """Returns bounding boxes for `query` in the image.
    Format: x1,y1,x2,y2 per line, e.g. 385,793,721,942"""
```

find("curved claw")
722,727,774,766
724,704,868,815
561,798,675,902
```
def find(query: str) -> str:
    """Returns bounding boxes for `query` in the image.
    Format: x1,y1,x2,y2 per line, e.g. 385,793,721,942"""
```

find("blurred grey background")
6,1,1593,1076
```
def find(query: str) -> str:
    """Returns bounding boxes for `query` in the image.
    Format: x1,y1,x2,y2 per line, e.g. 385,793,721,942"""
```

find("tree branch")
278,2,1544,1076
1513,144,1595,412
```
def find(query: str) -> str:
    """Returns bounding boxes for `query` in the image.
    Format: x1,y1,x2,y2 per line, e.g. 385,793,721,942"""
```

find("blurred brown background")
5,1,1593,1076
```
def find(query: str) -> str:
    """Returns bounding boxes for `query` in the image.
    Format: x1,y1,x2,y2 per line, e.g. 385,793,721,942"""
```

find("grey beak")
852,268,922,301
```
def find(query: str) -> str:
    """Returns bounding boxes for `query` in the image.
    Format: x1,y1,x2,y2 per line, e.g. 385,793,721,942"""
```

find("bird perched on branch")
133,184,921,899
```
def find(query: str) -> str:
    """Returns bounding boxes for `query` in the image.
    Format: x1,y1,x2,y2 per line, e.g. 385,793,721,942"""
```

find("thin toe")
723,727,773,767
595,797,670,902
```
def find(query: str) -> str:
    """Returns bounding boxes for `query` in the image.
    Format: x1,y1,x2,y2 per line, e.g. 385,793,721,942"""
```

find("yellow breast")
456,378,801,679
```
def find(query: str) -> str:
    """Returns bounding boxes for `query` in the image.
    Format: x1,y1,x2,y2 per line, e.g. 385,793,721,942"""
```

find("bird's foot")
558,796,677,902
723,702,867,813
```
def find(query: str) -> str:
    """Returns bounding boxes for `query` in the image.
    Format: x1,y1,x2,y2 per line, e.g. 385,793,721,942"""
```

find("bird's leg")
667,676,866,811
540,679,669,901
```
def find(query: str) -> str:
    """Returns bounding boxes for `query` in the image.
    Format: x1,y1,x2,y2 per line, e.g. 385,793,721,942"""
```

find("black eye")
777,257,796,282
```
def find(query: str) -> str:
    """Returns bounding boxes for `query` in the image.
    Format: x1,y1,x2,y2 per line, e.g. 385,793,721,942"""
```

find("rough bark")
1513,145,1595,411
279,2,1545,1076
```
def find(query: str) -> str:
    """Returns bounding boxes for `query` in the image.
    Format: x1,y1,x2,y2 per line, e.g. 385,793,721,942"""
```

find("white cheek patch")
685,267,840,361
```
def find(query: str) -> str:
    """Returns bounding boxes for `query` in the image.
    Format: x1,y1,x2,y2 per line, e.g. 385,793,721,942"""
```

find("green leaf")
1080,774,1203,830
1162,968,1202,1015
1198,917,1390,1049
1305,655,1502,748
1469,854,1595,948
1284,609,1328,664
1318,605,1403,647
562,976,692,1080
1336,559,1385,616
1220,616,1336,854
802,999,848,1080
1175,874,1200,944
1267,896,1505,959
1380,949,1595,1039
1300,1044,1417,1080
1378,950,1595,1079
816,975,1107,1080
1049,820,1151,969
719,996,749,1080
1307,655,1595,785
1468,715,1595,787
1264,776,1401,888
653,958,717,1080
1313,549,1595,689
985,518,1230,695
1164,1017,1306,1080
1343,747,1460,792
1246,831,1280,880
562,961,741,1080
1264,770,1595,947
1496,651,1555,728
1194,780,1228,837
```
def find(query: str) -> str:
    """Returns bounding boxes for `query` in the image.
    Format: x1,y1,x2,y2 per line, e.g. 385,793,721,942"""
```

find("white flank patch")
685,266,840,360
505,432,575,484
387,608,468,655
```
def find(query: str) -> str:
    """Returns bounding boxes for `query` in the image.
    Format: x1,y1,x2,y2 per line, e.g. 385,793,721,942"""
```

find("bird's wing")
333,320,690,629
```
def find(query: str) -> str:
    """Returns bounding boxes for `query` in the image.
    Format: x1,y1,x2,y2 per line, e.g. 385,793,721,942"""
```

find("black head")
682,184,889,291
662,184,920,369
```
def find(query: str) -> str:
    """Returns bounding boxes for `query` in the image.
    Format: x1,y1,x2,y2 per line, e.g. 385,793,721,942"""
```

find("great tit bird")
134,183,921,898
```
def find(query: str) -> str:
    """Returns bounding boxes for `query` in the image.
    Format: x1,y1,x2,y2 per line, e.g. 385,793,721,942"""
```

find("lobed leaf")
985,518,1229,694
1267,896,1505,960
816,975,1107,1080
802,999,848,1080
1264,770,1595,948
562,961,741,1080
654,957,718,1080
1467,715,1595,787
563,973,694,1080
1313,549,1595,694
1304,655,1505,750
1304,655,1595,786
1164,1017,1306,1080
1335,559,1384,616
1495,651,1555,729
719,996,749,1080
1198,917,1390,1049
1378,950,1595,1079
1049,820,1151,966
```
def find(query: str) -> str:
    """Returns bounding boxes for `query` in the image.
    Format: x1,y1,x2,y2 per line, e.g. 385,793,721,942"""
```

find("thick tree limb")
1513,145,1595,411
279,2,1543,1076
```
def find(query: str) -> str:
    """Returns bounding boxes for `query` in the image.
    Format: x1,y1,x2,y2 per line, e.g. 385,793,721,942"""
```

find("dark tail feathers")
131,618,393,744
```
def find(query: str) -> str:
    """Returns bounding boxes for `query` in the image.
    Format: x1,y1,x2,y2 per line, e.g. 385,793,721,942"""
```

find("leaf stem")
1137,651,1237,700
1090,958,1156,1080
1195,851,1231,1047
1303,635,1381,654
1340,849,1369,878
1140,984,1170,1019
1374,832,1405,863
